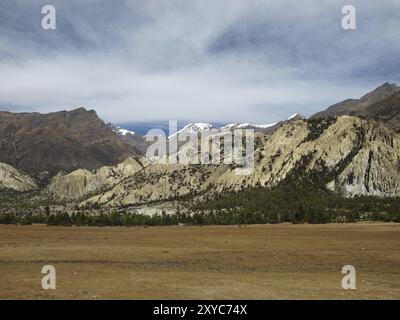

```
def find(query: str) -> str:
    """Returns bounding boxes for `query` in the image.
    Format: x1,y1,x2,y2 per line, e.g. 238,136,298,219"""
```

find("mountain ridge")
0,107,134,181
312,82,400,119
1,82,400,209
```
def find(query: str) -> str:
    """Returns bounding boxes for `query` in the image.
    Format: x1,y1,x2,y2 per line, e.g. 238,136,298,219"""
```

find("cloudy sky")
0,0,399,124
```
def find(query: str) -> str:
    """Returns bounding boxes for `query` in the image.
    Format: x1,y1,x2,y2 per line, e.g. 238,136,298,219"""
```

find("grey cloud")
0,0,399,123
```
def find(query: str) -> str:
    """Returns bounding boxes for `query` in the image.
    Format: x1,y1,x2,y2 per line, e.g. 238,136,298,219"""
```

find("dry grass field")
0,223,399,300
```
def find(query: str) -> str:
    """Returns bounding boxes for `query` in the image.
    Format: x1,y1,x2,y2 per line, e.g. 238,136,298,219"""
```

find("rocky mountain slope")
46,115,400,207
46,157,144,200
0,162,37,191
357,90,400,133
108,123,150,156
0,108,134,180
312,82,399,120
242,113,305,135
1,82,400,210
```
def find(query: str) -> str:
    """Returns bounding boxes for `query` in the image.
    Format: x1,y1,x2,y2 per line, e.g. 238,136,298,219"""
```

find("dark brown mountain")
119,134,150,156
0,107,134,180
312,82,400,132
107,123,150,156
356,90,400,133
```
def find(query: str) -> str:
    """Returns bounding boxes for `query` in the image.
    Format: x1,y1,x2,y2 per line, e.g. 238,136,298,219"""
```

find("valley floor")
0,223,399,299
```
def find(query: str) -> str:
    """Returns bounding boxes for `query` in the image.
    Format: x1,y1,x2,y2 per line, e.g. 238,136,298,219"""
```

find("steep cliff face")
213,116,399,193
0,162,37,191
359,90,400,133
47,115,399,207
213,117,348,190
327,123,400,197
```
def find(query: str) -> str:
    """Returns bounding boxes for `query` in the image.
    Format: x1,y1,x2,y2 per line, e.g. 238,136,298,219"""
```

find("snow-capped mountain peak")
251,122,278,129
287,113,307,121
169,123,213,138
220,123,239,130
288,113,299,120
221,122,278,130
112,125,135,136
237,123,251,128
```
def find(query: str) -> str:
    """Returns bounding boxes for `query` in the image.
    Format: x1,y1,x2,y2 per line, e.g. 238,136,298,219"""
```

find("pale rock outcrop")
0,162,37,191
83,163,228,206
327,122,400,197
46,157,144,200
